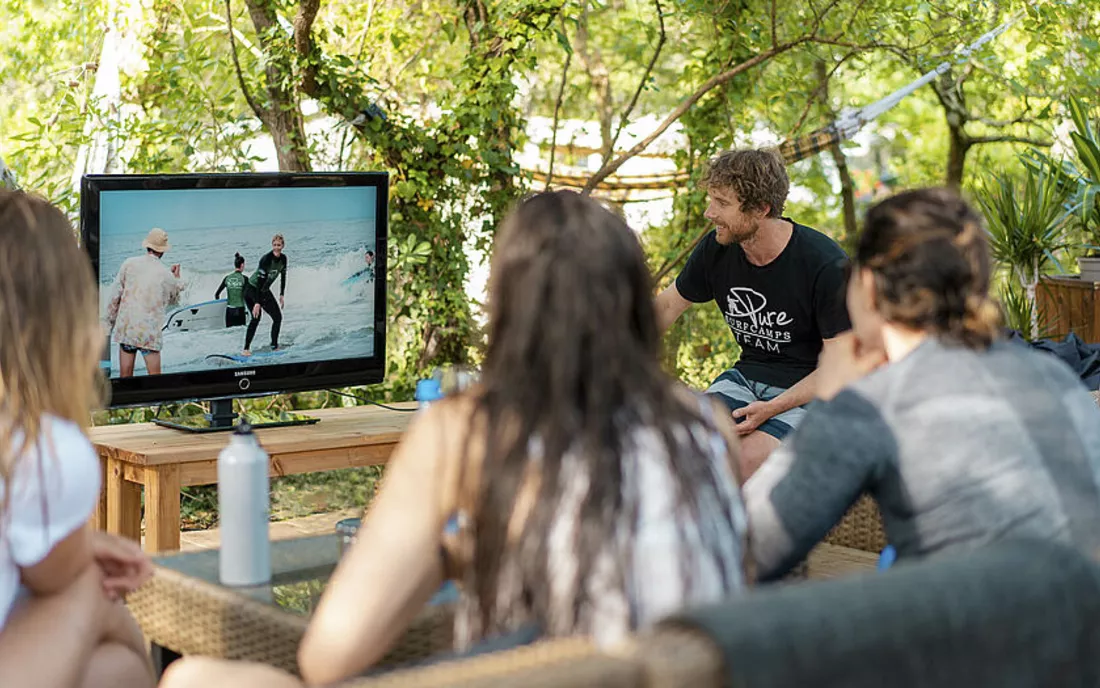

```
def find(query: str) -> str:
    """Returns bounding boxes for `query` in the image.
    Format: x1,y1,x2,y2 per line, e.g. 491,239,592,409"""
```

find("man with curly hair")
656,149,851,478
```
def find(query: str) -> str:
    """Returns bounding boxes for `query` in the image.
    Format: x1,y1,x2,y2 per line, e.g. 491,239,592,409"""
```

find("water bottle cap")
233,418,254,435
415,378,443,403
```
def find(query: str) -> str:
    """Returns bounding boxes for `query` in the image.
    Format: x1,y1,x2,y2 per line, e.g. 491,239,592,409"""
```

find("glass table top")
154,533,457,617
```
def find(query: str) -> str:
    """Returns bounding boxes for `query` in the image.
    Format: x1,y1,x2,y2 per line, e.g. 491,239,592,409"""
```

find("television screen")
81,173,388,408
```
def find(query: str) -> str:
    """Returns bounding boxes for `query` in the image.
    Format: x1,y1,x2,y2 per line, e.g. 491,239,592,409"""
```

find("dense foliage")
4,0,1099,402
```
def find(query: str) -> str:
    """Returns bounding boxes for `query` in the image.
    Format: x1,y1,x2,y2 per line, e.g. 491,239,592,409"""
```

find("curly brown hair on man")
700,149,790,218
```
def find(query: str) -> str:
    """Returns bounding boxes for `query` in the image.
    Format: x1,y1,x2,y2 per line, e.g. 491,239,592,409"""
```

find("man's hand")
91,532,153,600
731,400,776,436
816,332,888,401
279,295,285,309
252,303,262,319
170,264,181,278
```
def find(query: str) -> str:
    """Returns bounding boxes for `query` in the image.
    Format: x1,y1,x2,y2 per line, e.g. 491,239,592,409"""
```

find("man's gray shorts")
705,368,808,441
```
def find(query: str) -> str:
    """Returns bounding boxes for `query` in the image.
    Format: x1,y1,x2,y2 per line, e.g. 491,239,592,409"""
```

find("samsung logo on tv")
234,370,256,377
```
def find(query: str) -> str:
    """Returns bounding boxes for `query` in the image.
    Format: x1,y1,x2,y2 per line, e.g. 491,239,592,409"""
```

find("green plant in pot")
1063,98,1100,281
975,159,1072,339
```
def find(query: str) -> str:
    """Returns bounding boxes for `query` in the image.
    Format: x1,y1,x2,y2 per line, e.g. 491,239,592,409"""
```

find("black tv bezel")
80,171,388,408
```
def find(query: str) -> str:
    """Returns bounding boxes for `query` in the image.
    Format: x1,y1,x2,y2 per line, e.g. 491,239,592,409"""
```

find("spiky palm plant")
975,160,1072,339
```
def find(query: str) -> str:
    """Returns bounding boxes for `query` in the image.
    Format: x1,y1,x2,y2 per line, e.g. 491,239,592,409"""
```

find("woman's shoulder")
5,415,91,455
5,415,98,501
395,392,483,466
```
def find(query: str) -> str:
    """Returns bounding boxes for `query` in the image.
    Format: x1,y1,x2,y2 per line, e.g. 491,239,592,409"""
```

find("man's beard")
715,218,759,245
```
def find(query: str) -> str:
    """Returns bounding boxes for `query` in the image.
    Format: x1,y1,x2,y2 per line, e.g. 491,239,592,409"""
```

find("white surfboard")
163,299,229,332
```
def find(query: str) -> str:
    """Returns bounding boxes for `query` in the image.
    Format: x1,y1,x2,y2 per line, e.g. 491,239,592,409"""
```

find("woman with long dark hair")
161,191,750,688
745,188,1100,581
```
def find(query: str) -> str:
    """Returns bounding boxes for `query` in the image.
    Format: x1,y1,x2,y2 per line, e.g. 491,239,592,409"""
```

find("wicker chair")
823,494,888,553
127,567,454,677
336,628,722,688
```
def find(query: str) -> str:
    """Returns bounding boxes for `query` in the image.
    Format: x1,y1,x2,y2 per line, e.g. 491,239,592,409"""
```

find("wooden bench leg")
144,464,181,553
106,457,142,542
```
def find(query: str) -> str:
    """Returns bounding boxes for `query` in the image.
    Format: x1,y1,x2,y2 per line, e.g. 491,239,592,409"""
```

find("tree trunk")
575,1,614,161
1018,264,1038,340
1028,256,1040,339
945,122,970,189
830,144,858,247
243,0,313,172
815,61,857,247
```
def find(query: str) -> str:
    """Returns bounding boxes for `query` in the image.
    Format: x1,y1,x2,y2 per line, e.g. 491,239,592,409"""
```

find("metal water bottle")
218,421,272,586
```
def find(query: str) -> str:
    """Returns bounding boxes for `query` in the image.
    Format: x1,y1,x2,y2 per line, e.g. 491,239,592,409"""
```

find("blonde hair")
272,233,285,244
0,191,104,516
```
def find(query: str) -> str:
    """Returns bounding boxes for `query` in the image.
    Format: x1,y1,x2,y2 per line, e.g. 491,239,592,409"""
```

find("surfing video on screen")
97,186,378,378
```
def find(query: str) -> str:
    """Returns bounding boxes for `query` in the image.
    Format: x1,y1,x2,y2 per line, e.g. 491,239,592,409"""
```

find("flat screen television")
80,172,388,431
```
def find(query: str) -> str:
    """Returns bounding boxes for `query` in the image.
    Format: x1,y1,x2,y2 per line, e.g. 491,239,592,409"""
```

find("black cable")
325,388,418,412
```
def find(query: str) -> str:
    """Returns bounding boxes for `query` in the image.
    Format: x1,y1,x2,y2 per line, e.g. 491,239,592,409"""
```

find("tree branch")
581,39,808,195
293,0,322,95
969,134,1052,147
789,50,858,133
770,0,778,48
224,0,265,120
608,0,665,157
546,23,572,191
973,95,1034,128
574,0,614,158
653,225,709,285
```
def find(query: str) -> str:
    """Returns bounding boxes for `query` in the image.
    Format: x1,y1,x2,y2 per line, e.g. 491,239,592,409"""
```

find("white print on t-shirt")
723,287,793,353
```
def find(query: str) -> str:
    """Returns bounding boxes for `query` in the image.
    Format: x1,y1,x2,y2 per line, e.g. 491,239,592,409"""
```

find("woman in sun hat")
104,227,184,377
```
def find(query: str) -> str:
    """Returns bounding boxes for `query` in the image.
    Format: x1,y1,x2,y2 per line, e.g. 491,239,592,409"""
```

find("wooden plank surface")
119,442,398,487
1038,276,1100,343
89,402,418,466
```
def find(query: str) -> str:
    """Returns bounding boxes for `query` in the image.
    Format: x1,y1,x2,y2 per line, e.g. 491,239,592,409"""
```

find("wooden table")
89,403,417,553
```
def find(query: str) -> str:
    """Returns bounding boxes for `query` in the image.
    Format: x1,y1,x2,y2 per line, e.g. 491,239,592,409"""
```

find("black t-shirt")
675,220,851,389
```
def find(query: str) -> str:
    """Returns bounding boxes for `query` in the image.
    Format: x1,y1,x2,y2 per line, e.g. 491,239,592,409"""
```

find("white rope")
831,11,1023,140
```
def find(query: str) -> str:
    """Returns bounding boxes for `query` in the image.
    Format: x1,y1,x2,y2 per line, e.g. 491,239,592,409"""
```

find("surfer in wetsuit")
243,233,287,356
364,250,375,280
215,253,249,328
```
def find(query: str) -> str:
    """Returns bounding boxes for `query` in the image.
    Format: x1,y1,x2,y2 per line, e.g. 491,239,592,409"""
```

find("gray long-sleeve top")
745,337,1100,581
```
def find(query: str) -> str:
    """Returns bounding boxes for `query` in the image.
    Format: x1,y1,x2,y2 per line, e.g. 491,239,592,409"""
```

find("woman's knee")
159,657,221,688
81,642,154,688
160,657,302,688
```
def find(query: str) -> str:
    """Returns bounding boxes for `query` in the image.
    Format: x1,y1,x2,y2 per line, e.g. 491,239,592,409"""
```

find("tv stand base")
152,398,320,433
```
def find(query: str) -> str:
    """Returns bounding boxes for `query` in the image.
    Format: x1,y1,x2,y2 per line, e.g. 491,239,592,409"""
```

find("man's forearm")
657,304,678,335
767,368,819,415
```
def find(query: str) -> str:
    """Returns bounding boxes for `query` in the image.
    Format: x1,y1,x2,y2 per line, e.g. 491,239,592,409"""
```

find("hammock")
776,13,1021,165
